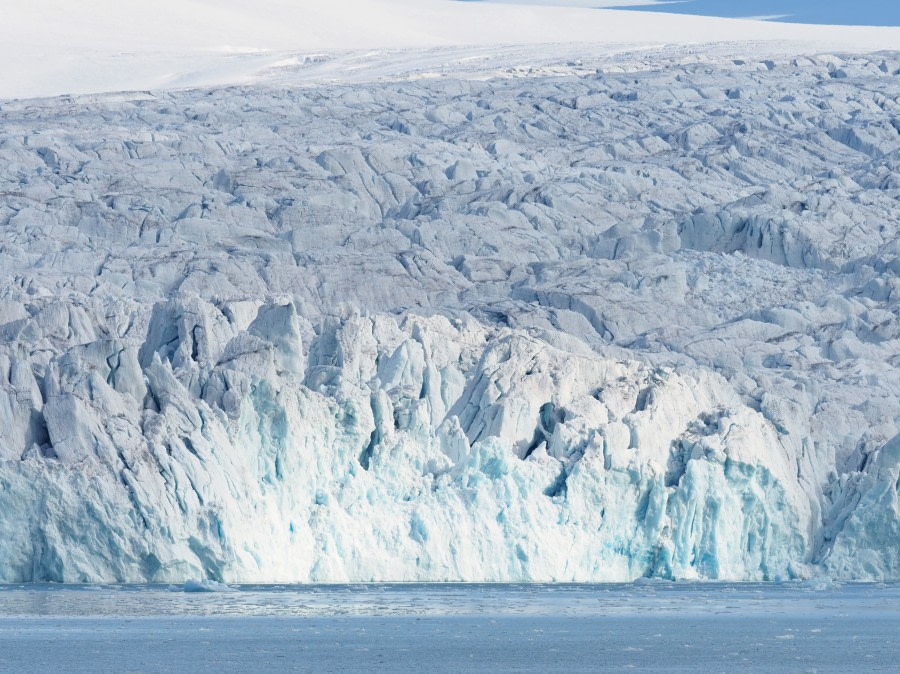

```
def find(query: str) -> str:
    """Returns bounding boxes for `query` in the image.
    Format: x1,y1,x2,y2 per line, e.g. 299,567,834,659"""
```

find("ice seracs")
0,50,897,582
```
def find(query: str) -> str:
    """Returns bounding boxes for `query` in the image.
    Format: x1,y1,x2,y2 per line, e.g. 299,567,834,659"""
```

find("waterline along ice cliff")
0,1,899,583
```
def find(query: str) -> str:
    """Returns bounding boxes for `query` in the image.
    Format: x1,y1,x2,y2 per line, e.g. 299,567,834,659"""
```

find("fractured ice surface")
0,51,898,581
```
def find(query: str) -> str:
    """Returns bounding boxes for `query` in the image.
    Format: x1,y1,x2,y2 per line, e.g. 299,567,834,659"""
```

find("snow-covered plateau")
1,46,899,583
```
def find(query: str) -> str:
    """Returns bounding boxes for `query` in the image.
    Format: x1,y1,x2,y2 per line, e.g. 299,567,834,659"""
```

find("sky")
616,0,900,26
479,0,900,26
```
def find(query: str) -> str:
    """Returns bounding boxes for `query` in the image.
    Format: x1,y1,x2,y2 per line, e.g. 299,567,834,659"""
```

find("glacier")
5,0,900,99
0,49,898,582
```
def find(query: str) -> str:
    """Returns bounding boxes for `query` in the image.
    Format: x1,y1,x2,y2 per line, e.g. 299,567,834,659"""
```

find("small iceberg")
798,577,842,592
183,579,238,593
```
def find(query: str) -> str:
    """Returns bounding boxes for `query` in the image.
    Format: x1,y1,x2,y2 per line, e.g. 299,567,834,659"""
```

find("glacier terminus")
0,47,898,584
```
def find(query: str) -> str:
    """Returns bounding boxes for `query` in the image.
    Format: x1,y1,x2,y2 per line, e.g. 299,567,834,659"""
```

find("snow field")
3,0,900,98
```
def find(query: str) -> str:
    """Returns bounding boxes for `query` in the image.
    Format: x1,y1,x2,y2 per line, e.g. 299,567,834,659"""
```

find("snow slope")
3,0,900,98
0,45,898,582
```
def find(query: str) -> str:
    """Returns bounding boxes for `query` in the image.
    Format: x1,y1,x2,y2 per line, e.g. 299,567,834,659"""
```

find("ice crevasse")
0,52,898,582
0,302,817,582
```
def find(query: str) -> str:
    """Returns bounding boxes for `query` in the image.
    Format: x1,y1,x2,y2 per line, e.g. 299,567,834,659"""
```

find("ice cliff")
0,51,898,582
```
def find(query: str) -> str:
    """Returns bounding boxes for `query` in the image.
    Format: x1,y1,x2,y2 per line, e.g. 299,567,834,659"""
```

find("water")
0,582,898,672
609,0,900,26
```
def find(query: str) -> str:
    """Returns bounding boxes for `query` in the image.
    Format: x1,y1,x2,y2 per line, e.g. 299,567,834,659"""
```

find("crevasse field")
3,44,900,584
1,0,900,586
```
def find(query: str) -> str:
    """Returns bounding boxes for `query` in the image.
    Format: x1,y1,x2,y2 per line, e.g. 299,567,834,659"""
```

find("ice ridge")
0,52,898,582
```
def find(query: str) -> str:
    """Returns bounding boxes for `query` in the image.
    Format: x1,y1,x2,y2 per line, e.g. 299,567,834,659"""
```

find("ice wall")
0,52,897,581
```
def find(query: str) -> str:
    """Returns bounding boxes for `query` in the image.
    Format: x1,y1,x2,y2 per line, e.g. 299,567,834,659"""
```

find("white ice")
0,4,898,584
183,579,238,593
3,0,900,98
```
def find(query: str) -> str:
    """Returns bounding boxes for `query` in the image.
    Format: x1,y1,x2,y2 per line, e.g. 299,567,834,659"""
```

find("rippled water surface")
1,582,898,672
0,581,896,617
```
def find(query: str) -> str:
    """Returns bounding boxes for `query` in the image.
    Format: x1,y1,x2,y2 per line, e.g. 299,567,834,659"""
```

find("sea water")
0,582,897,672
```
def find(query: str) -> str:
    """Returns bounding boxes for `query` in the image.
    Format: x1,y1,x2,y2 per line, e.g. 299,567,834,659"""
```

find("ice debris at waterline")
0,51,898,583
183,579,238,593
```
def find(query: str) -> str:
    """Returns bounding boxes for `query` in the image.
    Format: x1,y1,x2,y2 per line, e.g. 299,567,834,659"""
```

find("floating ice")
183,579,238,593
